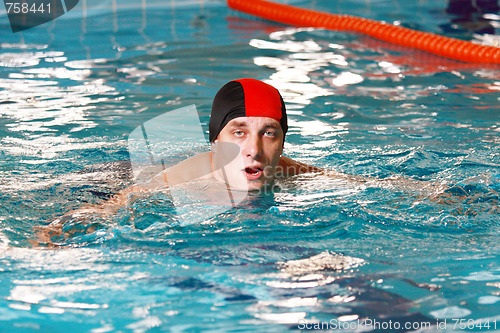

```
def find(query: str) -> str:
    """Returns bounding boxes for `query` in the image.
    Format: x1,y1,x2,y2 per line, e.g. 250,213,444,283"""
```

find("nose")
243,134,262,160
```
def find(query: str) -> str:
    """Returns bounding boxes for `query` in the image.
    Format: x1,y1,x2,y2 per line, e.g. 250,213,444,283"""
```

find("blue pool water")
1,0,500,331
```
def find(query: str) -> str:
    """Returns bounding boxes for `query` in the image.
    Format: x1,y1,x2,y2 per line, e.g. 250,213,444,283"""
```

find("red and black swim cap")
209,78,288,142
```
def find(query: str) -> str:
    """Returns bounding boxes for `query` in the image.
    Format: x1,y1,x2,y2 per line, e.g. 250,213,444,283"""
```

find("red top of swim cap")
236,78,283,121
209,78,288,142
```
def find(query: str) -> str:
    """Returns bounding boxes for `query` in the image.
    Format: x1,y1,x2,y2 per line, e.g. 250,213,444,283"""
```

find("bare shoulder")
278,155,324,177
278,155,369,183
151,152,213,186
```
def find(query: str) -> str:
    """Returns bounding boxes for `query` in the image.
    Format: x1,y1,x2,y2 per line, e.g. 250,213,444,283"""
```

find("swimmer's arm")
279,155,445,193
279,155,368,183
61,152,213,215
89,183,148,213
34,167,175,247
278,155,323,176
33,183,151,247
36,151,207,247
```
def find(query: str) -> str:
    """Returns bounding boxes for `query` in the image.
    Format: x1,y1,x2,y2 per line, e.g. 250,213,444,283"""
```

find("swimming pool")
1,0,499,331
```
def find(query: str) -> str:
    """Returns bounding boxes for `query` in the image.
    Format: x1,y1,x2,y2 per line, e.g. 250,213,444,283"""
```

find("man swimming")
126,78,330,195
35,78,326,244
36,78,441,245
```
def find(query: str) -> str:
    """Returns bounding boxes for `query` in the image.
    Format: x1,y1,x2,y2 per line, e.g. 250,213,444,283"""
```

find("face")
213,117,284,191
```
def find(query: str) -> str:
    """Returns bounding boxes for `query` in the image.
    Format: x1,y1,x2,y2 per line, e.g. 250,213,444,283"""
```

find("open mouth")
244,167,263,180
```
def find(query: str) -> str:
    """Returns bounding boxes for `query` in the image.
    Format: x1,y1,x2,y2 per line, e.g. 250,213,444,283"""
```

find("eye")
233,130,245,137
264,131,276,138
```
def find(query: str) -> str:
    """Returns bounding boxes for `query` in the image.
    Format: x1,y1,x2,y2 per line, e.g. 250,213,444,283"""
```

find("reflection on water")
0,45,118,136
278,251,364,276
250,29,343,108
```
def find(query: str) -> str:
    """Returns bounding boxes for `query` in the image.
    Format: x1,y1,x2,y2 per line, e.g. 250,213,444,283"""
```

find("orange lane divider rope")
227,0,500,64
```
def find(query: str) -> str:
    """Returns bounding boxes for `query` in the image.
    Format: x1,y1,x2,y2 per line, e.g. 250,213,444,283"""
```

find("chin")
246,183,265,192
247,178,276,193
220,171,276,193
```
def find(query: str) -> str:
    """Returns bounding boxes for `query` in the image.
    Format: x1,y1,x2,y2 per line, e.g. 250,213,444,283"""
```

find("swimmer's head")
209,78,288,143
209,79,288,191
